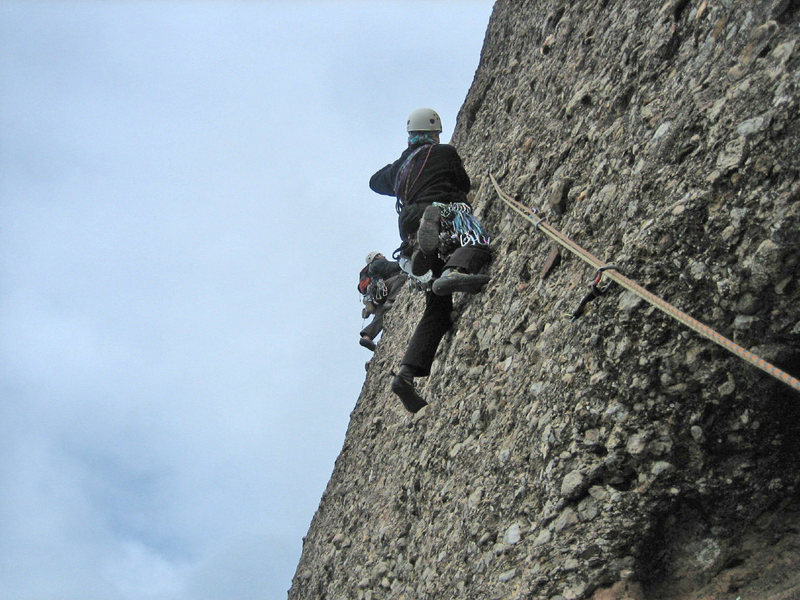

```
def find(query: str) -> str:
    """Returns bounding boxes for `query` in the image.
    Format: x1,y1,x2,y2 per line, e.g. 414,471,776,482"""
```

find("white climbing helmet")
365,251,382,264
406,107,442,133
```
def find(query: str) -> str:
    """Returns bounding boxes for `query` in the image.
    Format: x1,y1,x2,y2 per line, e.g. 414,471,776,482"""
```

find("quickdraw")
434,201,491,257
568,265,620,322
372,279,389,303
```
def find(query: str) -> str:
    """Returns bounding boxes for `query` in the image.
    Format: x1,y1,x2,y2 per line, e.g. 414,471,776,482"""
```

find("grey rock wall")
289,1,800,599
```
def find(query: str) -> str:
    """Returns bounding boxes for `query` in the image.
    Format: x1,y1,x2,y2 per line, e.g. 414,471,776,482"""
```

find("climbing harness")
488,171,800,394
392,184,492,289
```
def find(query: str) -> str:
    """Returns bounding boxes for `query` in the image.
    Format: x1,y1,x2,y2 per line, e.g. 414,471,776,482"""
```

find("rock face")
289,1,800,599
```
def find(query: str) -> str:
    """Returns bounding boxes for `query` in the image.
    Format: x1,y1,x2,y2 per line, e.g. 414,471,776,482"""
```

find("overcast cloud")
0,2,493,598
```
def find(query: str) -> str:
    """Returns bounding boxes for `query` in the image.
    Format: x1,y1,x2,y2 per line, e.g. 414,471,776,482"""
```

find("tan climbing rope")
488,171,800,394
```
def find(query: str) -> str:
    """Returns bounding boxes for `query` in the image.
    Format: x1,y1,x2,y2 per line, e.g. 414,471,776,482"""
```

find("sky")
0,2,494,599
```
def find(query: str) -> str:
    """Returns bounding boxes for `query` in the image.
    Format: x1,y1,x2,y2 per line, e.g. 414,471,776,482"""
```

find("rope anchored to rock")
488,171,800,395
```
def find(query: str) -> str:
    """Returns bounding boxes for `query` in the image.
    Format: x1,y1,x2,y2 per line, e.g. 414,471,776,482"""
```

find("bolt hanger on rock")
568,265,621,322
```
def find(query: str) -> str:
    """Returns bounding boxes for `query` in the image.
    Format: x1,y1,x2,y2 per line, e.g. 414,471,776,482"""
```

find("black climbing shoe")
417,204,441,256
432,268,490,296
391,365,428,413
410,248,431,276
359,336,377,351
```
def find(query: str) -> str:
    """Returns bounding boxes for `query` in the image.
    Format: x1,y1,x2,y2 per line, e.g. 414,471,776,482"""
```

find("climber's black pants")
401,244,491,376
445,244,491,274
401,291,452,376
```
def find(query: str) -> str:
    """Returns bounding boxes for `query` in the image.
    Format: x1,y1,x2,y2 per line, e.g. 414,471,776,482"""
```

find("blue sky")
0,2,494,599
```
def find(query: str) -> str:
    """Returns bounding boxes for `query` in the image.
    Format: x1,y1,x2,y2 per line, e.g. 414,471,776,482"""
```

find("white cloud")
104,541,189,600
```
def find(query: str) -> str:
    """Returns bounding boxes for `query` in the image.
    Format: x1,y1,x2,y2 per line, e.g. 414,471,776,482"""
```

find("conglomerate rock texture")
289,1,800,599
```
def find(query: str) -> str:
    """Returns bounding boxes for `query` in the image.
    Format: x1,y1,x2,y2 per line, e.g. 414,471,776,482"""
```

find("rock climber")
358,251,407,352
369,107,492,413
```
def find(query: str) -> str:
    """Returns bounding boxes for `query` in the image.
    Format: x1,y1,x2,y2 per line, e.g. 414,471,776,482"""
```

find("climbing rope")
488,171,800,394
393,144,434,214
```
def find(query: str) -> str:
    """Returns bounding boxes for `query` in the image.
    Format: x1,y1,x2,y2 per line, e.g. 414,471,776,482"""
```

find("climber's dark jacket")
369,142,471,242
367,257,402,280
